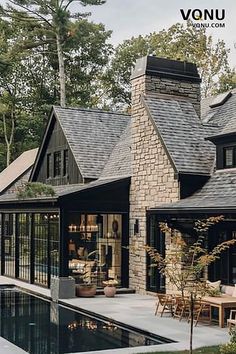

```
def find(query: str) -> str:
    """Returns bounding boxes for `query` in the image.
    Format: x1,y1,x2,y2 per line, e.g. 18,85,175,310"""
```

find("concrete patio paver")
0,276,230,353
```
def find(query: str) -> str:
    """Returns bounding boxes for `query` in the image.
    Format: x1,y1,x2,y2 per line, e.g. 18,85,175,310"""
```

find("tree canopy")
104,21,235,108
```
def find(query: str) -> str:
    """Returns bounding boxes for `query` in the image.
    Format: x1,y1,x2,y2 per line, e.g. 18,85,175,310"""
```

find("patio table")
203,295,236,328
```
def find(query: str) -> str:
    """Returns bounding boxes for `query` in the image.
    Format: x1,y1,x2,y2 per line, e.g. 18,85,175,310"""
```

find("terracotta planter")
104,286,116,297
76,284,96,297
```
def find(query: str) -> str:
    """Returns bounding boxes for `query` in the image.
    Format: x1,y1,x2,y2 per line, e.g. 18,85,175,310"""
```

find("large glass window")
34,213,59,287
67,214,122,287
1,212,59,288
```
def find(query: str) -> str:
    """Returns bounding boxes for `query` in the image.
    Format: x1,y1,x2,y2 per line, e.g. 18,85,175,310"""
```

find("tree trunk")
56,33,66,107
3,111,15,167
189,293,194,354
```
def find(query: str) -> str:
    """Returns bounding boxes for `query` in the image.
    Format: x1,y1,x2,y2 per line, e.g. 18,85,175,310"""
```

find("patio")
0,276,230,354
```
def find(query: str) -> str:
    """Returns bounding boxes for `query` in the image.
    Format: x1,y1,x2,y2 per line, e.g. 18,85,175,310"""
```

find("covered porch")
0,177,130,289
146,208,236,293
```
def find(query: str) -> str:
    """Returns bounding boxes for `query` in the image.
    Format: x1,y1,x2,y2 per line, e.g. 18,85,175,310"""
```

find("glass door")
147,214,165,292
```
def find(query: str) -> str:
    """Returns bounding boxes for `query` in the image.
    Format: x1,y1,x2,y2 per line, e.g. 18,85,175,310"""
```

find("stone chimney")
129,56,201,294
131,56,201,117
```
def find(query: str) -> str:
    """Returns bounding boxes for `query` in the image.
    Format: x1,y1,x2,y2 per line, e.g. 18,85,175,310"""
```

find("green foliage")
105,21,233,108
220,343,236,354
17,182,55,199
220,327,236,354
0,1,110,171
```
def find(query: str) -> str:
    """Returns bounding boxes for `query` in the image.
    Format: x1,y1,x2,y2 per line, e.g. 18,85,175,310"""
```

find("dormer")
207,114,236,170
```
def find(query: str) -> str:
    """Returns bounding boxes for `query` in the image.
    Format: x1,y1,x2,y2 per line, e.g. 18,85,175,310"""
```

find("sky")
87,0,236,67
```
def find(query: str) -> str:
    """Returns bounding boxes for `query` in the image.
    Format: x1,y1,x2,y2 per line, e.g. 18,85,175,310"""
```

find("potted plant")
75,270,97,297
103,279,118,297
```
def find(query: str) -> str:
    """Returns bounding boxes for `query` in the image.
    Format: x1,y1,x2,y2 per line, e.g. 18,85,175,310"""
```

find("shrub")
17,182,55,199
220,343,236,354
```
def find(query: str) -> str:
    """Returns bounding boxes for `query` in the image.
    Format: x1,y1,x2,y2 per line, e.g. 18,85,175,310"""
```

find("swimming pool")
0,287,174,353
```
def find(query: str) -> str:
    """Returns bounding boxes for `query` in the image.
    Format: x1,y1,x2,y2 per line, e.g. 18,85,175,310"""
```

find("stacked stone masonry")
145,76,201,117
129,75,180,293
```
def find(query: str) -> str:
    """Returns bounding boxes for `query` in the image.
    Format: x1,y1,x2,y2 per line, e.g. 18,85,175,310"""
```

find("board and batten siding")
35,117,83,186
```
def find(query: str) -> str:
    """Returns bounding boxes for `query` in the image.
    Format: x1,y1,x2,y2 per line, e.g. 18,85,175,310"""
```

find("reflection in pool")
0,288,174,353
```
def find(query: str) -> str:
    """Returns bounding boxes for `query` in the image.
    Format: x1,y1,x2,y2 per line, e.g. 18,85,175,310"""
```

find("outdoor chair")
155,293,173,317
188,301,211,327
227,310,236,332
173,296,190,321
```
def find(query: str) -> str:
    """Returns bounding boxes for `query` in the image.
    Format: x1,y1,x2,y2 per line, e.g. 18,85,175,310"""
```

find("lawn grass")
138,345,220,353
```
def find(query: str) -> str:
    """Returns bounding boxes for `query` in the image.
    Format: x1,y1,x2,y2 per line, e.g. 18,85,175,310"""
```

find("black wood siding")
34,117,83,185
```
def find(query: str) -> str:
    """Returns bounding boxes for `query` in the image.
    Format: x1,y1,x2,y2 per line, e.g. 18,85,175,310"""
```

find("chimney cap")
131,56,201,83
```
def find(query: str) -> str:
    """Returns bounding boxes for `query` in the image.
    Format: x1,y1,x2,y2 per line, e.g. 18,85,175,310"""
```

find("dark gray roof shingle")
100,121,131,178
144,95,216,175
151,169,236,210
202,89,236,128
54,106,130,179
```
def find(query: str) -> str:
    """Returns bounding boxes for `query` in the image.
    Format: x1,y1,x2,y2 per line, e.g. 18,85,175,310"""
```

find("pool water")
0,288,173,353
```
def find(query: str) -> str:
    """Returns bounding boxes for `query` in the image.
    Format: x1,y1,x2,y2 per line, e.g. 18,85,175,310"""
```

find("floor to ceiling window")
3,213,15,278
1,212,59,288
67,213,122,287
18,214,30,282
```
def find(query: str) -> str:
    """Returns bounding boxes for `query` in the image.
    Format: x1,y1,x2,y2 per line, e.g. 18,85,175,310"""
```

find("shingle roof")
151,169,236,211
0,177,129,203
0,148,38,195
202,89,236,129
53,106,130,179
144,95,216,175
100,121,131,178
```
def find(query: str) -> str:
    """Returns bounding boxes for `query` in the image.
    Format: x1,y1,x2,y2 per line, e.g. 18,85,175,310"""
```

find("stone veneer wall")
146,75,201,117
129,75,180,293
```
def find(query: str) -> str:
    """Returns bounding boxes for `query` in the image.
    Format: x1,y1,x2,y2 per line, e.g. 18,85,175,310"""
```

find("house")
0,56,235,293
0,148,38,195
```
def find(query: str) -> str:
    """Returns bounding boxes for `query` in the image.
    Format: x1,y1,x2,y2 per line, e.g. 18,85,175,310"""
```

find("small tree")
146,216,236,354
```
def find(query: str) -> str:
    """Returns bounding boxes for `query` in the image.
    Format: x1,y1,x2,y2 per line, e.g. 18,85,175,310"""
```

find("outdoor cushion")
206,280,221,291
232,285,236,297
224,285,234,296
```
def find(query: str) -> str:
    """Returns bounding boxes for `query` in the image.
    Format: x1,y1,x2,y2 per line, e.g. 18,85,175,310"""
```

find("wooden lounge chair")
155,293,173,317
173,296,190,321
188,301,211,326
227,310,236,332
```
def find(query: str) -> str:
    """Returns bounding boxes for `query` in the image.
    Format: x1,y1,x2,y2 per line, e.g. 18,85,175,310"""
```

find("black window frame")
54,151,61,177
223,146,236,168
63,149,69,176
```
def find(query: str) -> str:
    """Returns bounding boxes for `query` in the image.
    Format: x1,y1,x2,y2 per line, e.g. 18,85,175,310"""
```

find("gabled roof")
53,106,130,179
143,95,216,175
150,169,236,212
0,148,38,195
31,106,130,181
